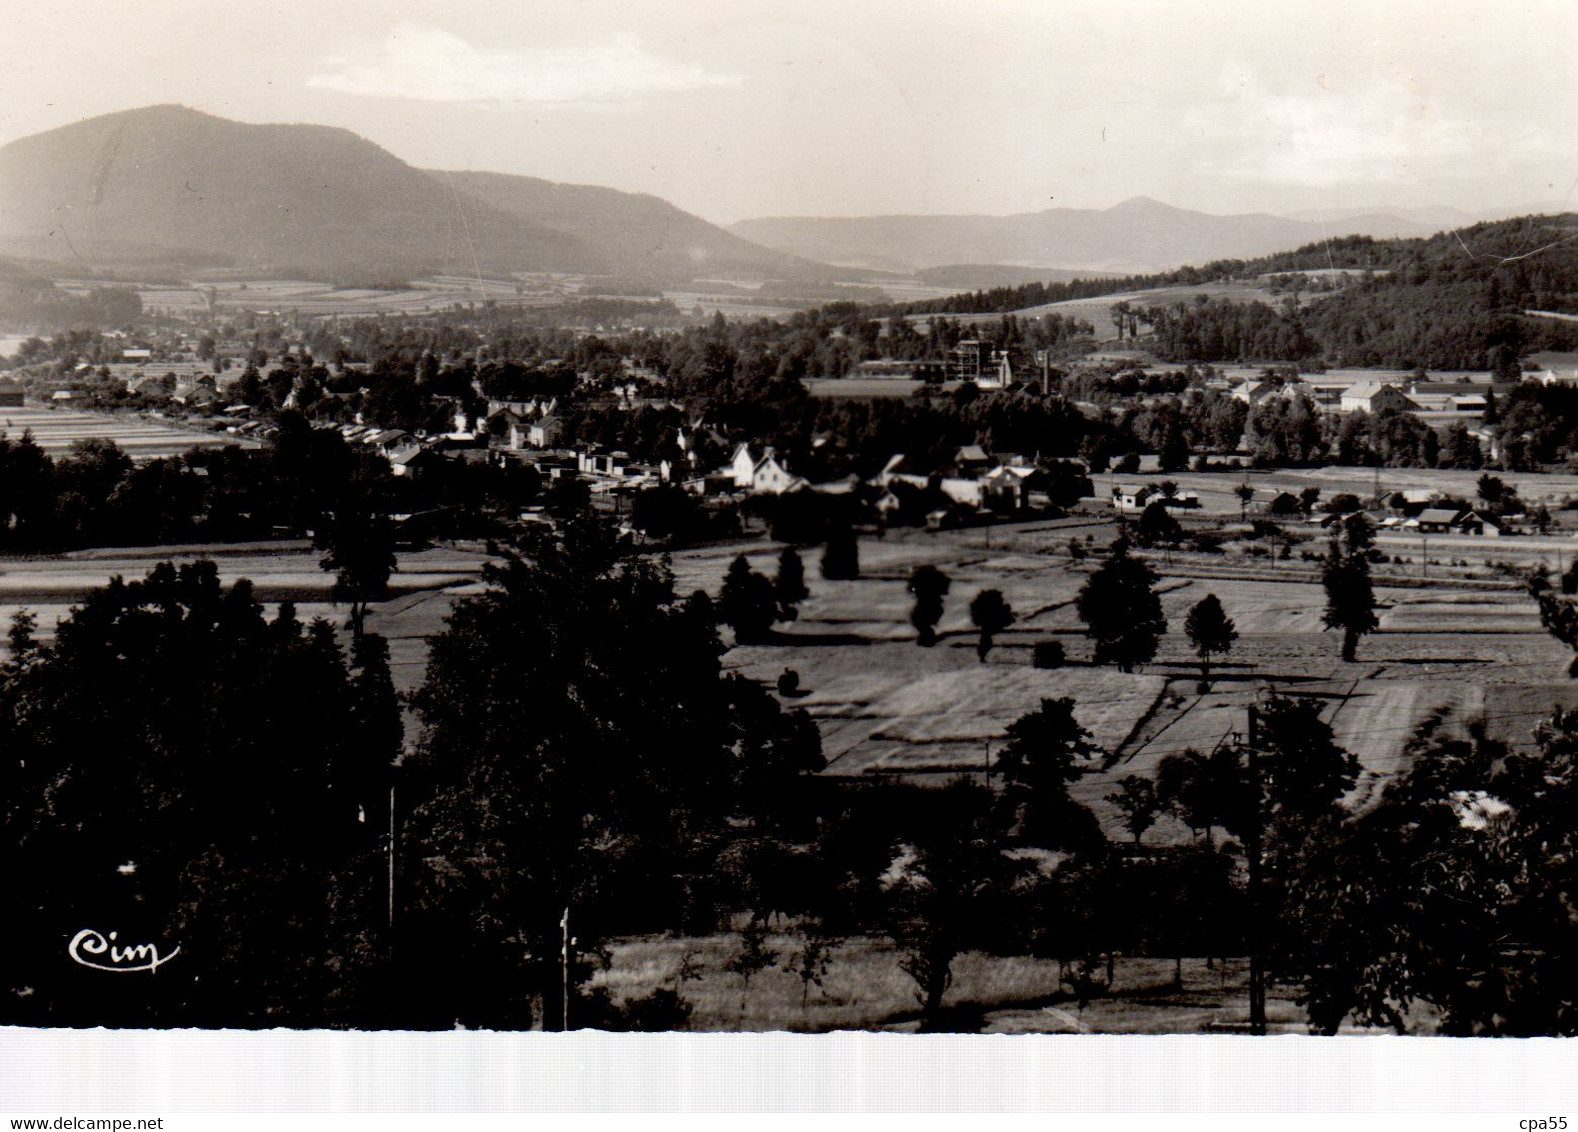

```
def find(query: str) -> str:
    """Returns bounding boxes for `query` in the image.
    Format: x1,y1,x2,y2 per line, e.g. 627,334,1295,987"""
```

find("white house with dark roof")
1112,484,1156,512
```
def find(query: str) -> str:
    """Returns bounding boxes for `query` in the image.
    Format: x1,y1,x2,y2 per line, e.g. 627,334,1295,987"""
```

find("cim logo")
68,928,180,973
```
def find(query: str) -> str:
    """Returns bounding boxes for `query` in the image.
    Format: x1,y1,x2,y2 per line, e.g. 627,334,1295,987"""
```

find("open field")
0,403,258,459
904,281,1291,329
594,932,1335,1034
804,377,969,398
1101,464,1578,516
0,542,489,702
7,505,1564,831
667,508,1578,847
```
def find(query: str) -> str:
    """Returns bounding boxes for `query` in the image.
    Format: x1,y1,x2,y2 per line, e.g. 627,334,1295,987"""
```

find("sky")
3,0,1576,225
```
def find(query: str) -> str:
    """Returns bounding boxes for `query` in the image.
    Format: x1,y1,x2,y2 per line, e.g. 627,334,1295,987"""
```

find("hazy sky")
3,0,1576,224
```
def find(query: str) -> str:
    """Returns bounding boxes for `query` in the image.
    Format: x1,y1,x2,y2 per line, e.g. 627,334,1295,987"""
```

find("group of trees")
718,548,812,644
4,503,1575,1035
0,562,401,1026
0,415,542,553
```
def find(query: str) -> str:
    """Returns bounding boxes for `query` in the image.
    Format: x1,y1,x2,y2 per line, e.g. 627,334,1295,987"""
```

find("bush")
1032,640,1066,669
610,987,694,1032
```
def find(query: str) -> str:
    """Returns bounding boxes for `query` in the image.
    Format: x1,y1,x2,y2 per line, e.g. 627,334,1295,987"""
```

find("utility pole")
387,781,396,936
561,905,571,1033
1244,703,1267,1036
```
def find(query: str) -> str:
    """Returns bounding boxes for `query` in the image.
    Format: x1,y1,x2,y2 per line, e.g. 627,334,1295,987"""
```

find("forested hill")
884,214,1578,371
0,258,141,332
1142,214,1578,370
873,233,1410,318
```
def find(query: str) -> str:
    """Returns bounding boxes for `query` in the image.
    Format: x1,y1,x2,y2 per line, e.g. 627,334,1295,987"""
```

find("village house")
528,414,563,448
982,464,1039,510
388,445,443,480
1411,507,1463,534
1231,380,1281,405
1340,381,1419,415
750,452,807,495
1112,484,1156,512
1250,489,1300,515
728,443,807,494
952,444,992,475
1455,510,1504,537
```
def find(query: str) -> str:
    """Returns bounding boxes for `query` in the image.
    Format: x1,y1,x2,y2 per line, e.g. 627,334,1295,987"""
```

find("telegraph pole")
561,905,571,1033
387,782,396,934
1244,704,1267,1036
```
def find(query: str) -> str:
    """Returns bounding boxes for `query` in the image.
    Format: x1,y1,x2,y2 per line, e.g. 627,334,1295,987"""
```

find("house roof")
1345,381,1416,403
1415,508,1464,524
956,444,989,463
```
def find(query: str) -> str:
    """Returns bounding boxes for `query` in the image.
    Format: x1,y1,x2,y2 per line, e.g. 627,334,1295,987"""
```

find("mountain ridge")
0,105,824,285
728,199,1447,275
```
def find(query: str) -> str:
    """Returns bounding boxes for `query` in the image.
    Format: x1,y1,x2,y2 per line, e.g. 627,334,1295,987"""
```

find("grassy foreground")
594,932,1325,1034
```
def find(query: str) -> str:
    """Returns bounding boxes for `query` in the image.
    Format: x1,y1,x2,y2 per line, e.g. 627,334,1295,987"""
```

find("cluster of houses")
1112,479,1517,538
709,441,1053,528
1224,373,1508,421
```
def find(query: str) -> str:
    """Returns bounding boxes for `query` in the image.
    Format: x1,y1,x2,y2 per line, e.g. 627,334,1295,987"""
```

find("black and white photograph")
2,0,1578,1118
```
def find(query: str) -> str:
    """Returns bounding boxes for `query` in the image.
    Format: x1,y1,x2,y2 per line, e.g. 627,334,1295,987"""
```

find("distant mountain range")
0,104,1563,290
728,197,1559,276
0,105,823,284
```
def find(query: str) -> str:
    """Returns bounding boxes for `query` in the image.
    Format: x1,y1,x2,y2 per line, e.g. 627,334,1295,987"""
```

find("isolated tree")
1298,486,1322,517
792,922,839,1011
1075,539,1167,672
726,917,779,1009
1321,513,1379,661
1135,500,1183,548
1183,593,1238,686
820,520,860,580
1477,473,1504,508
774,546,809,622
969,588,1015,660
1235,482,1256,523
1257,694,1362,825
907,565,951,647
1108,775,1162,844
996,696,1102,850
316,482,398,642
1155,746,1255,845
883,779,1013,1029
719,554,778,644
